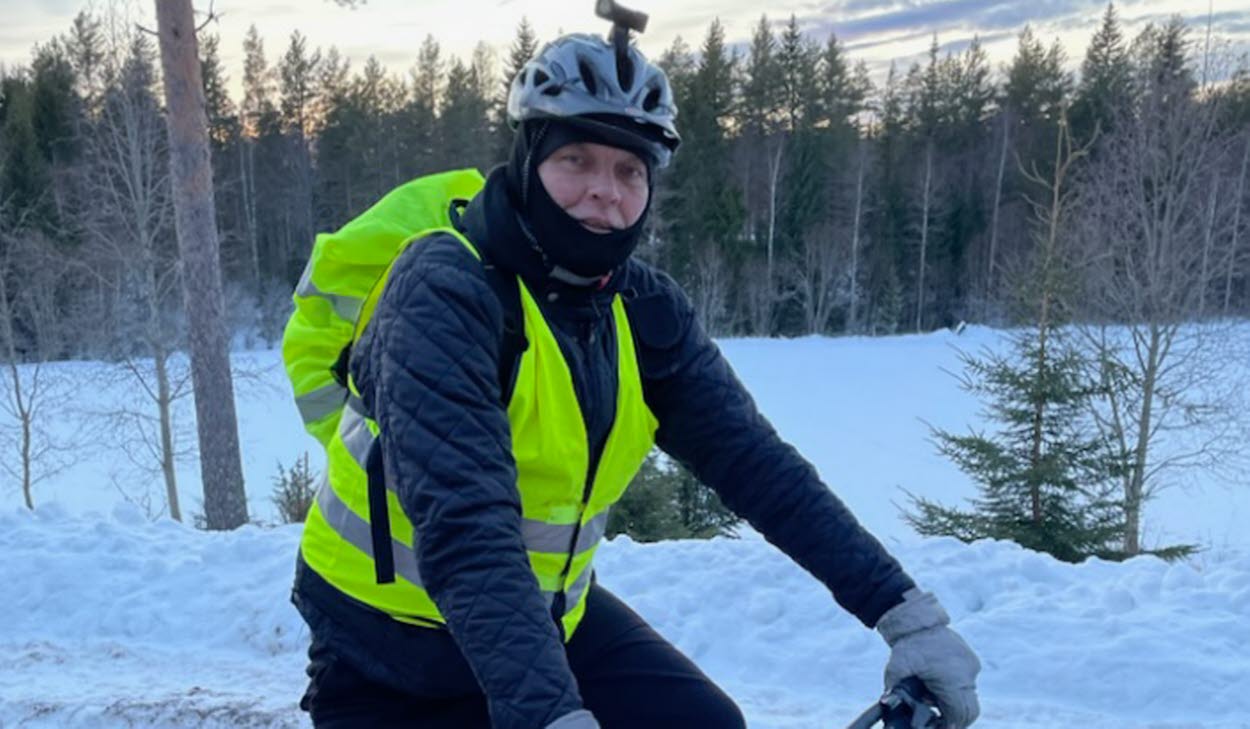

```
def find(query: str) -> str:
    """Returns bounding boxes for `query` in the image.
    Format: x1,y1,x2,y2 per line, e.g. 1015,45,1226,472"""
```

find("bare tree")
688,243,733,337
791,222,842,335
1071,61,1248,555
155,0,249,530
741,256,779,337
0,222,78,510
75,24,188,522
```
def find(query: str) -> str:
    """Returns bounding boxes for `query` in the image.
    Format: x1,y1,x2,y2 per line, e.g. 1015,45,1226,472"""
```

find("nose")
585,166,622,206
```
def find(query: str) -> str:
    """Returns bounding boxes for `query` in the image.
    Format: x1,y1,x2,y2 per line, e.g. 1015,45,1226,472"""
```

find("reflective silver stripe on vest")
296,382,348,424
336,395,603,560
339,401,374,471
566,566,593,610
522,511,609,556
315,473,424,587
316,474,573,607
296,263,363,323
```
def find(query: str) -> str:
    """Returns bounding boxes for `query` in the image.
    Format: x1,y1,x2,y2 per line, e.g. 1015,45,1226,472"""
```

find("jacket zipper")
551,309,605,627
551,415,603,624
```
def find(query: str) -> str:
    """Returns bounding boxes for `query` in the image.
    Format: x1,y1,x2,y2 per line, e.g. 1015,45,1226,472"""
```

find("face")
537,142,649,234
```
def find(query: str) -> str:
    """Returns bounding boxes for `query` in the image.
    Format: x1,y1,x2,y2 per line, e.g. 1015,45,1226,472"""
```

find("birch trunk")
987,112,1011,317
916,141,933,333
1225,137,1248,314
848,139,866,332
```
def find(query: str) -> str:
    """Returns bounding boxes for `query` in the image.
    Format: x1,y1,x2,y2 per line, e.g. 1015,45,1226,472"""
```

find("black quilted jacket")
291,168,916,729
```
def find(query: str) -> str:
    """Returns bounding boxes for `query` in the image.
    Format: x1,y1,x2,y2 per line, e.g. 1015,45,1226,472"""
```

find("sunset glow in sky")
2,0,1248,96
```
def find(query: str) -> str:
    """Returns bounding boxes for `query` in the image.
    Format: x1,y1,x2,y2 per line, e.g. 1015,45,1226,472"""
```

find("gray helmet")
507,32,680,167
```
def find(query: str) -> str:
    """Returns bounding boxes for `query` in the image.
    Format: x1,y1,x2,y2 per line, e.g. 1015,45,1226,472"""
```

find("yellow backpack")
281,169,490,450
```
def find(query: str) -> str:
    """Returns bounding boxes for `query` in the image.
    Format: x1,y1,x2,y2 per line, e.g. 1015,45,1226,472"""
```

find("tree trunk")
1125,325,1163,556
766,135,785,323
21,398,32,510
849,139,866,333
155,0,249,530
1225,136,1248,315
987,112,1011,319
0,259,34,511
916,141,933,333
153,346,182,522
1200,173,1219,317
238,139,261,294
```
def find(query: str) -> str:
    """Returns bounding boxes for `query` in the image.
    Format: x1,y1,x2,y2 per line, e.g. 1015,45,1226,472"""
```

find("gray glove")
876,589,981,728
545,709,600,729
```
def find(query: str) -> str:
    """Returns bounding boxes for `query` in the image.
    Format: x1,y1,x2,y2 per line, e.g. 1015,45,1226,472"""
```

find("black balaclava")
504,118,657,282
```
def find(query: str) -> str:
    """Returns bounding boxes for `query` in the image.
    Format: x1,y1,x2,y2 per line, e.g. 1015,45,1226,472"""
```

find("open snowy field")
2,326,1248,727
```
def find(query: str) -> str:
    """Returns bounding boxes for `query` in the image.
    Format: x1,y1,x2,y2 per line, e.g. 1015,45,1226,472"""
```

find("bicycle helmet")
506,32,680,167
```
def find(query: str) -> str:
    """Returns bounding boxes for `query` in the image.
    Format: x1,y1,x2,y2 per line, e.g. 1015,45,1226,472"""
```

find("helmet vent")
533,69,550,87
642,87,660,112
577,58,598,96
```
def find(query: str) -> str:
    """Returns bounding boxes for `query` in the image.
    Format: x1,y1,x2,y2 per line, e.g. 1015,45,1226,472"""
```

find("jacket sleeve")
629,266,917,628
352,238,583,729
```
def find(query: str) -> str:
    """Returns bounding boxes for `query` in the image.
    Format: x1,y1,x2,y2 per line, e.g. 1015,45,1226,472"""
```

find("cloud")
814,0,1110,41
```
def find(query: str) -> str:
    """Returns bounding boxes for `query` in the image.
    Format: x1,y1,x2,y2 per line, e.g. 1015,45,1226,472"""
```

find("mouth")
578,218,615,234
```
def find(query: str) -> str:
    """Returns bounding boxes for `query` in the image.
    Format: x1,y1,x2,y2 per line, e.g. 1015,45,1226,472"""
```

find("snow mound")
2,506,1248,728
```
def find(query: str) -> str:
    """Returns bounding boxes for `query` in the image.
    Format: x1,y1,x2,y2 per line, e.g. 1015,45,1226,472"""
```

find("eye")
620,162,646,182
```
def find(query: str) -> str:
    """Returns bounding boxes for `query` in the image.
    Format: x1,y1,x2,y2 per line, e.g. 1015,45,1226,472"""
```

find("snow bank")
2,504,1247,728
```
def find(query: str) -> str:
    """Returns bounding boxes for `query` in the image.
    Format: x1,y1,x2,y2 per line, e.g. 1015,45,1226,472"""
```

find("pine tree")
65,11,105,107
1071,3,1131,144
904,38,945,332
198,33,248,288
438,46,496,174
905,332,1128,563
496,17,538,161
278,31,321,277
866,64,909,335
1005,27,1071,130
1132,16,1195,111
0,75,55,233
239,25,275,288
399,35,442,176
241,25,276,135
660,21,743,335
737,17,787,334
739,16,779,244
199,34,236,148
279,31,321,142
988,28,1072,314
311,46,354,229
607,452,740,542
350,56,406,203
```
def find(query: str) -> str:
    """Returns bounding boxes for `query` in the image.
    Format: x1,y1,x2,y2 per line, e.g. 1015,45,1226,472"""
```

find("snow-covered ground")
2,326,1248,727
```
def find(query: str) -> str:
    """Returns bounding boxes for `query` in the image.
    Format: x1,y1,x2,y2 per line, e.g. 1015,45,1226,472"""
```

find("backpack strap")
330,204,528,405
360,204,529,588
450,198,528,403
482,262,527,402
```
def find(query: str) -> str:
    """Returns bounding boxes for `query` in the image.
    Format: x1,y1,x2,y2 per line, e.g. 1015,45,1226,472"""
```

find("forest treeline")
1,4,1247,361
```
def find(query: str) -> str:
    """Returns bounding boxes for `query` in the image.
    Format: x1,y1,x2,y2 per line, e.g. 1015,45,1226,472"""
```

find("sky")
1,0,1249,100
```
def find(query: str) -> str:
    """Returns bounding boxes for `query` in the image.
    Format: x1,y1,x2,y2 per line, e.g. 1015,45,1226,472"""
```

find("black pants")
300,583,746,728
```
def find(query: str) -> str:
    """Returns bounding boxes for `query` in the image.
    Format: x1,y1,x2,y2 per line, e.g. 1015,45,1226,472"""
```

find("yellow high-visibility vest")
287,176,656,639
